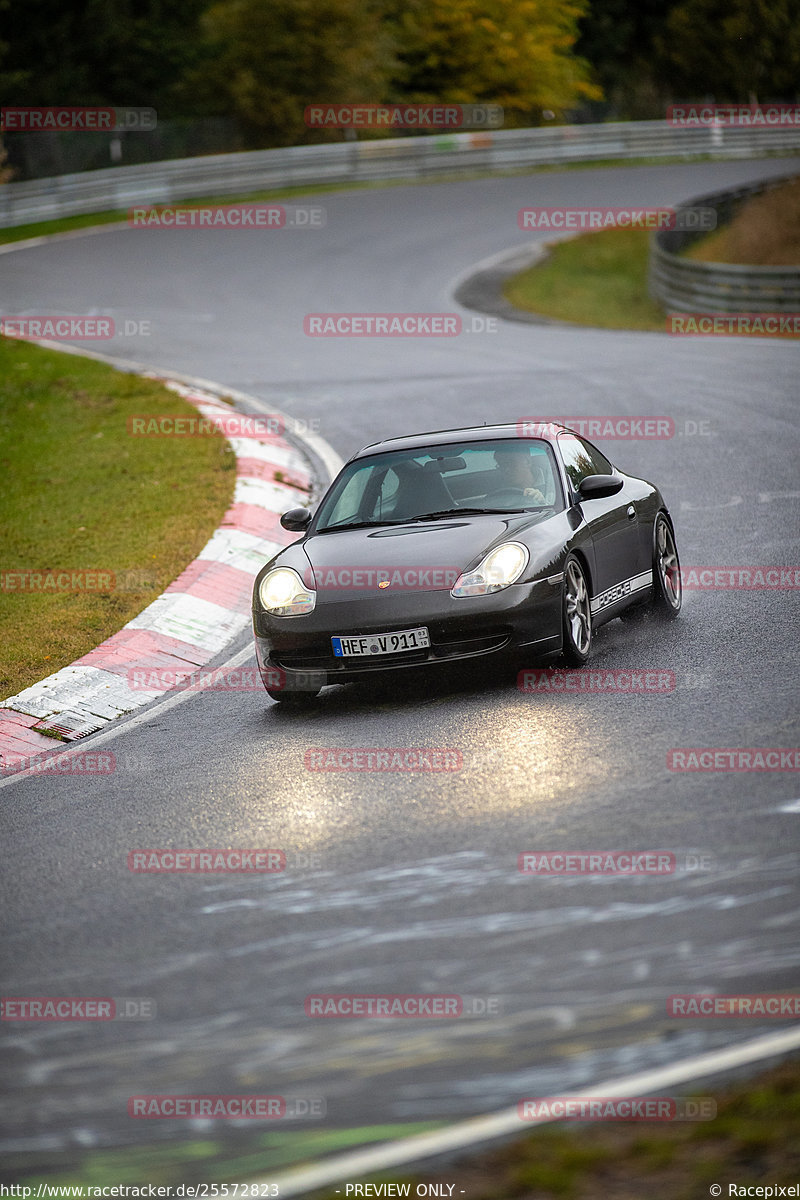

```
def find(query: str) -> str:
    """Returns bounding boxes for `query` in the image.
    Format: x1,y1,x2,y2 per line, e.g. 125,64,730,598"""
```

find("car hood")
298,514,543,593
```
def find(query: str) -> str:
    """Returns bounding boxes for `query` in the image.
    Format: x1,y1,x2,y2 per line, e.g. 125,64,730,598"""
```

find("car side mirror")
280,507,312,532
578,473,624,500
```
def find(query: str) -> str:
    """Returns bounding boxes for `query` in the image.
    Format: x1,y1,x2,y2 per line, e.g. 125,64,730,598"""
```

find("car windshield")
314,438,563,531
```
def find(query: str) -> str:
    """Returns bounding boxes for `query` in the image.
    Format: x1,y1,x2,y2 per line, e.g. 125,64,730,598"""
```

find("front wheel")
652,513,682,617
561,555,592,665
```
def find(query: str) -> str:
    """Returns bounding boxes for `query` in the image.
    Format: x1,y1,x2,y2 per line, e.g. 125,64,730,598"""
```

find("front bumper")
253,579,562,691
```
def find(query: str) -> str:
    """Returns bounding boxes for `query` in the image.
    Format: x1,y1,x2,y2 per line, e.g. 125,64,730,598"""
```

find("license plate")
332,627,430,657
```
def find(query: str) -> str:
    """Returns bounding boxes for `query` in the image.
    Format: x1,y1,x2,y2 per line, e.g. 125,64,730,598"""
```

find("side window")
580,438,614,475
557,434,613,490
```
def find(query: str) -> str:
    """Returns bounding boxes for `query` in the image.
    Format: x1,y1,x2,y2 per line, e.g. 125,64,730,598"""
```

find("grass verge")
0,336,236,699
11,1058,799,1193
12,1124,444,1188
503,226,667,330
309,1057,800,1199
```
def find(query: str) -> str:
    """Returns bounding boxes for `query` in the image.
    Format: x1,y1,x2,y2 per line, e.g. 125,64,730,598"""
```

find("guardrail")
649,173,800,312
2,119,800,229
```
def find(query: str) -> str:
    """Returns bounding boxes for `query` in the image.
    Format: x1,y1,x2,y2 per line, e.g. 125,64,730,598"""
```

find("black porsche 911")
252,423,681,701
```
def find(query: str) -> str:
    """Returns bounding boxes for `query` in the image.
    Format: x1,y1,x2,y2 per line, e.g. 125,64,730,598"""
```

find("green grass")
13,1124,444,1189
307,1057,800,1199
503,225,667,330
0,336,236,699
10,1059,800,1194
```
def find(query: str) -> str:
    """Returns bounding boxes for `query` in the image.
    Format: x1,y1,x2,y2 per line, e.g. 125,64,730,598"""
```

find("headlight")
258,567,316,615
451,542,529,597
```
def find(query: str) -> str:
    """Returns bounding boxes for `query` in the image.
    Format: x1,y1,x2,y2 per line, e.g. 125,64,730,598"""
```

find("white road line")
218,383,345,490
0,350,343,779
0,643,258,790
260,1027,800,1197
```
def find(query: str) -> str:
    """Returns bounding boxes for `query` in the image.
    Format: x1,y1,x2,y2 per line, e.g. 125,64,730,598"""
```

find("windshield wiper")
406,507,528,522
319,506,531,532
318,517,414,533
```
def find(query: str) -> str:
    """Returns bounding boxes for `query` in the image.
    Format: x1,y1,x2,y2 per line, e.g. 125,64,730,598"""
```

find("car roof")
352,422,572,460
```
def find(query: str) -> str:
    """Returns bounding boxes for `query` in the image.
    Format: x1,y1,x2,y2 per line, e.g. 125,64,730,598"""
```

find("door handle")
626,504,636,519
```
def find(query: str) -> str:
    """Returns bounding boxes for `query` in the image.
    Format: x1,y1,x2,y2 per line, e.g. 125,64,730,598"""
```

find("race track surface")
1,156,799,1173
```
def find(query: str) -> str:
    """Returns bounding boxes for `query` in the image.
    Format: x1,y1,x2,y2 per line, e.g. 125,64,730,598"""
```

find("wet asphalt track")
1,155,799,1175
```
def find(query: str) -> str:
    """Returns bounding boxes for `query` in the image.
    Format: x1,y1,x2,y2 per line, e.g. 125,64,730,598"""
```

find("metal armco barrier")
649,173,800,313
1,119,800,229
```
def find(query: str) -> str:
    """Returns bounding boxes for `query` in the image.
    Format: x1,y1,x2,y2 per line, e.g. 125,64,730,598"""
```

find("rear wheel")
562,555,592,665
620,513,682,622
653,513,682,616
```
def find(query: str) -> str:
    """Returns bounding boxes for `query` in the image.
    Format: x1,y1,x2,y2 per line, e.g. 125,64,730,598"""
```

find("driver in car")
491,448,547,504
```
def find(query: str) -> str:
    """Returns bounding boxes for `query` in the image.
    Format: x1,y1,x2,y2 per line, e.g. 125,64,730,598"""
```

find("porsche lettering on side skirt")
590,571,652,614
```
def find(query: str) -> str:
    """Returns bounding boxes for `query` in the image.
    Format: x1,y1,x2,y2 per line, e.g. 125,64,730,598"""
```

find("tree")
187,0,396,146
576,0,681,118
385,0,601,123
188,0,600,143
656,0,800,101
0,0,207,113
